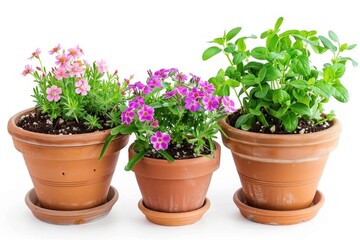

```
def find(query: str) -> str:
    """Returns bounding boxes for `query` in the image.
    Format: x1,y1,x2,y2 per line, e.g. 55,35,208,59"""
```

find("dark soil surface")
16,109,111,135
145,141,212,160
227,110,333,134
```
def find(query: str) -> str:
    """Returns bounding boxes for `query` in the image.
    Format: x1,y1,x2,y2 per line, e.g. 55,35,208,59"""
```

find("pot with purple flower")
8,45,131,224
101,68,235,226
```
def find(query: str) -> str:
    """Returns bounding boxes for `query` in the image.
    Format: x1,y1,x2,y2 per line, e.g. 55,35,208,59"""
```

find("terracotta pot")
8,108,129,211
219,118,341,211
130,141,220,216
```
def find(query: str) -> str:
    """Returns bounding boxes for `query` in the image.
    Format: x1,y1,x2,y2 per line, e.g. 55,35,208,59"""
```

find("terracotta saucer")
233,188,324,225
25,186,119,225
138,198,210,226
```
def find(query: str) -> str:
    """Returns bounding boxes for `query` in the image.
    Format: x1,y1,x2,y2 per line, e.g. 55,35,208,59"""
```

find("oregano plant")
203,17,357,133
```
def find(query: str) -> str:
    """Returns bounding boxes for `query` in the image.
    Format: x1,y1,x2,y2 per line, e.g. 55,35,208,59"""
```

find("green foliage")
203,17,357,132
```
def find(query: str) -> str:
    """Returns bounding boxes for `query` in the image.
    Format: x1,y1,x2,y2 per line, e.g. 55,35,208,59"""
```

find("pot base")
233,188,324,225
25,186,119,225
138,198,210,226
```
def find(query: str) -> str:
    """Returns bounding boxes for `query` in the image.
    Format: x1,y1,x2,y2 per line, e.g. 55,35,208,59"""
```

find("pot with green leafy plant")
203,17,357,225
7,45,130,224
101,68,235,226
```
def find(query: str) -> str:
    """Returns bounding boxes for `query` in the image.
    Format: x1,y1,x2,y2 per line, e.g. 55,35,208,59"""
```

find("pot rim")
8,108,128,147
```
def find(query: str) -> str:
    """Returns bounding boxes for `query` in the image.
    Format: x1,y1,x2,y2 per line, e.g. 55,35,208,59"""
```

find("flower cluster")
104,68,235,170
22,45,130,130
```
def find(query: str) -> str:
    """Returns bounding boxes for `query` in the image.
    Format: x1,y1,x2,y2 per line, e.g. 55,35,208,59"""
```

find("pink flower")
143,85,153,95
68,45,83,59
200,81,215,95
154,69,169,79
175,72,188,82
188,87,205,99
138,105,154,122
185,97,200,112
150,131,171,150
96,59,108,73
69,62,84,78
46,85,62,102
75,78,91,96
22,64,34,76
176,86,188,96
164,90,177,99
49,44,61,55
189,73,201,83
28,48,41,60
150,119,159,128
222,96,236,113
121,107,135,125
55,52,71,67
147,76,162,88
129,96,145,109
54,67,69,80
202,95,220,111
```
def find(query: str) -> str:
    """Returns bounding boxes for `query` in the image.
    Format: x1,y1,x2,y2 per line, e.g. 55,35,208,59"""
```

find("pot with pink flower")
8,45,131,224
101,68,235,226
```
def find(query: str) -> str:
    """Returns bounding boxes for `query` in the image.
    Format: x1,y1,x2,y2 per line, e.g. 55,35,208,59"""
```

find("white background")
1,0,359,239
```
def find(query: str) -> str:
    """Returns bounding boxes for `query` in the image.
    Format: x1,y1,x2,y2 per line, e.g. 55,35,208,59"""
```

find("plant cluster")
203,17,357,132
101,68,235,170
22,44,130,130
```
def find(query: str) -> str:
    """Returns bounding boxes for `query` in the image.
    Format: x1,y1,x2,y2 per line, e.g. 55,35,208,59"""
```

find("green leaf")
158,150,175,162
272,89,291,103
224,44,236,53
202,46,222,60
331,83,349,103
289,79,308,89
241,74,256,86
260,31,269,39
293,34,319,46
149,102,163,108
319,35,337,53
290,103,311,116
258,66,267,82
226,27,242,41
249,108,261,116
99,134,116,160
347,44,357,50
212,37,225,45
233,53,247,64
119,125,138,134
265,66,282,81
323,66,335,82
282,112,298,132
333,63,346,78
292,55,311,76
255,84,270,98
266,34,279,52
235,114,252,129
269,106,289,118
225,79,240,87
110,124,124,135
244,61,264,72
328,31,339,43
251,47,268,60
312,83,332,99
268,52,285,61
237,38,246,52
125,151,146,171
274,17,284,31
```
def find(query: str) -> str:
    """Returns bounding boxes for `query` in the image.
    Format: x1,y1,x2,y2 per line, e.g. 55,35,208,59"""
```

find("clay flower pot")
219,118,341,224
129,141,221,226
8,108,129,224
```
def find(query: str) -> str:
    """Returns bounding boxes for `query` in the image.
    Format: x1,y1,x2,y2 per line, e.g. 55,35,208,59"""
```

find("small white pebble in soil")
299,129,305,134
58,118,64,124
256,121,260,125
46,119,53,125
69,133,72,135
30,112,35,117
20,116,25,120
33,122,38,125
72,127,78,131
270,125,276,133
193,153,196,157
176,143,181,148
176,152,180,156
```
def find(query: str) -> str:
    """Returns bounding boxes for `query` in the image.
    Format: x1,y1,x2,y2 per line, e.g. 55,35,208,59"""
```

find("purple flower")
168,68,179,75
150,131,171,150
202,95,220,111
129,96,145,109
121,107,135,124
150,119,159,128
135,81,145,90
188,87,205,100
185,97,200,112
189,73,201,83
147,76,162,88
138,105,154,122
175,72,188,82
222,96,236,113
200,81,215,95
154,69,170,79
143,85,153,95
164,90,177,99
46,85,62,102
176,86,188,96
